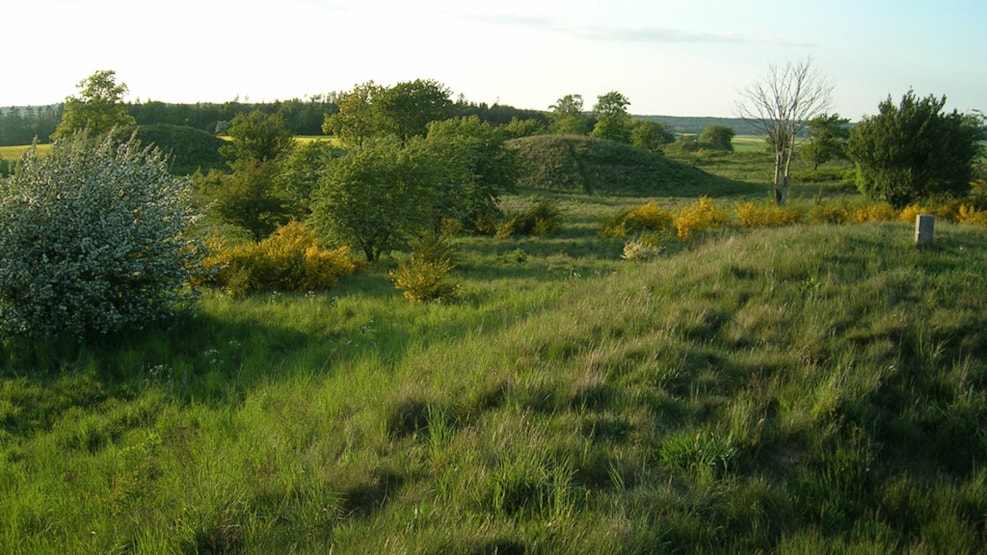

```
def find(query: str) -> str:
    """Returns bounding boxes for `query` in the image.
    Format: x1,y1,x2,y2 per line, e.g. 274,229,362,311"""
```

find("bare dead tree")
738,58,834,205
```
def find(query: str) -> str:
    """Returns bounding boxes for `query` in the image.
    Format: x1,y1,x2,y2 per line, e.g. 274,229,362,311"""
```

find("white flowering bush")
0,132,202,339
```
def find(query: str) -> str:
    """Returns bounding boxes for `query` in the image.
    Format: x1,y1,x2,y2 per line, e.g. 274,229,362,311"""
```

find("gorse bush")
674,196,730,239
0,132,200,339
198,221,357,297
735,200,805,227
600,201,673,238
390,232,460,302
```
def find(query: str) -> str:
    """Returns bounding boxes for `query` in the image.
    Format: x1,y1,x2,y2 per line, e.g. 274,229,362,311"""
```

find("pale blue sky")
3,0,984,119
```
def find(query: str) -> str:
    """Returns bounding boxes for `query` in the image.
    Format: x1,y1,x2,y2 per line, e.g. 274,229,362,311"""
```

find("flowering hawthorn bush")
0,132,201,339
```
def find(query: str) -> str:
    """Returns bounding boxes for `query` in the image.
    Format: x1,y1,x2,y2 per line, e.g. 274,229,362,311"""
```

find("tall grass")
2,195,987,553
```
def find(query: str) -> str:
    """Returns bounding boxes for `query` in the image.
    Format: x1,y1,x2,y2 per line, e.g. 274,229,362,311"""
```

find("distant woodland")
0,97,552,146
0,98,758,147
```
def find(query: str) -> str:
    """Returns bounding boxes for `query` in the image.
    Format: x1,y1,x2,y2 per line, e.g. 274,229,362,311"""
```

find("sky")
2,0,985,120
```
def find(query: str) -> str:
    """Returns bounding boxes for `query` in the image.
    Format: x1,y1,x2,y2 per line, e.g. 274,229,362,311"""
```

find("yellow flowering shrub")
851,203,897,223
199,221,357,297
674,197,729,240
390,233,459,303
956,203,987,227
600,201,674,238
808,202,851,224
735,201,805,228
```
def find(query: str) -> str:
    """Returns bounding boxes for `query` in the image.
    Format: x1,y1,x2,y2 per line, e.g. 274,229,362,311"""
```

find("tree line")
0,86,547,147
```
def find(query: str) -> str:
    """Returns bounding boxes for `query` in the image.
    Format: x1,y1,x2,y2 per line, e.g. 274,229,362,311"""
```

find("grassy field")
2,134,987,553
2,184,987,552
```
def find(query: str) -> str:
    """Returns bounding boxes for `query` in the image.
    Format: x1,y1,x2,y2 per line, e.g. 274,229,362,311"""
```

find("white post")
915,214,934,246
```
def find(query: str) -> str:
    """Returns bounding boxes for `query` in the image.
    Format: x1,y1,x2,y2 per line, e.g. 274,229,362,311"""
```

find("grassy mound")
114,124,229,175
2,217,987,552
509,134,752,196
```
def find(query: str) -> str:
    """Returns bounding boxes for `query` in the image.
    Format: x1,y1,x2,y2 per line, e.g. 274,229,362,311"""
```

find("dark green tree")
847,91,984,209
220,109,295,167
698,125,735,151
549,94,590,135
591,91,632,143
423,116,520,230
801,113,850,170
51,70,136,140
629,119,676,153
207,159,293,242
376,78,454,141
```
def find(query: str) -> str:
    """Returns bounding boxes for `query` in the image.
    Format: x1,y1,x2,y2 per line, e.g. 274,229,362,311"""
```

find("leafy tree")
847,91,984,209
275,139,345,216
423,116,520,230
322,81,386,147
549,94,590,135
629,119,676,153
0,132,200,339
322,80,453,146
801,113,850,170
51,70,136,140
591,91,632,143
698,125,735,151
738,58,833,204
220,109,295,167
312,136,440,261
376,78,454,141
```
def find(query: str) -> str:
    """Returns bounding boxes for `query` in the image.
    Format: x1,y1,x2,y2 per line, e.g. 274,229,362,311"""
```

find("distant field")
731,134,767,153
0,143,50,160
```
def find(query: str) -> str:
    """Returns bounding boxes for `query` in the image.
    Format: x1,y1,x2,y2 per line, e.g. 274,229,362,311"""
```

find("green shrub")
497,198,563,238
198,221,358,297
0,133,201,339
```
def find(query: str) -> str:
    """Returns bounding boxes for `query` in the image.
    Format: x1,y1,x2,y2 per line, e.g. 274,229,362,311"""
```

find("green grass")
3,189,987,553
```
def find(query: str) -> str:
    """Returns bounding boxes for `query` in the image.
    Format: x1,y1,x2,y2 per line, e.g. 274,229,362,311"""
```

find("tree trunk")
773,150,786,205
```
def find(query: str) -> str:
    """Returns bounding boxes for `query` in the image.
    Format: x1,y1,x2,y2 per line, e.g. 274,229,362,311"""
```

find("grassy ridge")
2,213,986,552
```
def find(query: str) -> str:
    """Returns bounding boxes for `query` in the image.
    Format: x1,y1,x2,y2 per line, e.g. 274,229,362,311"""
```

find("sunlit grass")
3,176,987,551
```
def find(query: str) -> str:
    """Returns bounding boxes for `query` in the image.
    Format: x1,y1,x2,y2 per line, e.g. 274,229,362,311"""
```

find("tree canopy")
801,113,850,170
51,70,136,140
321,79,454,146
591,91,632,143
698,125,735,151
548,94,590,135
848,91,984,208
221,109,295,167
629,120,676,153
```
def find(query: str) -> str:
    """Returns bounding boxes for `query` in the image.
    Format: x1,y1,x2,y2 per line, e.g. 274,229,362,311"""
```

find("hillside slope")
509,133,752,196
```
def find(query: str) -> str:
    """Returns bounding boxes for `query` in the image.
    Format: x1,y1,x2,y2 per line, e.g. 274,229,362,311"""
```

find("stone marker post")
915,214,934,246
